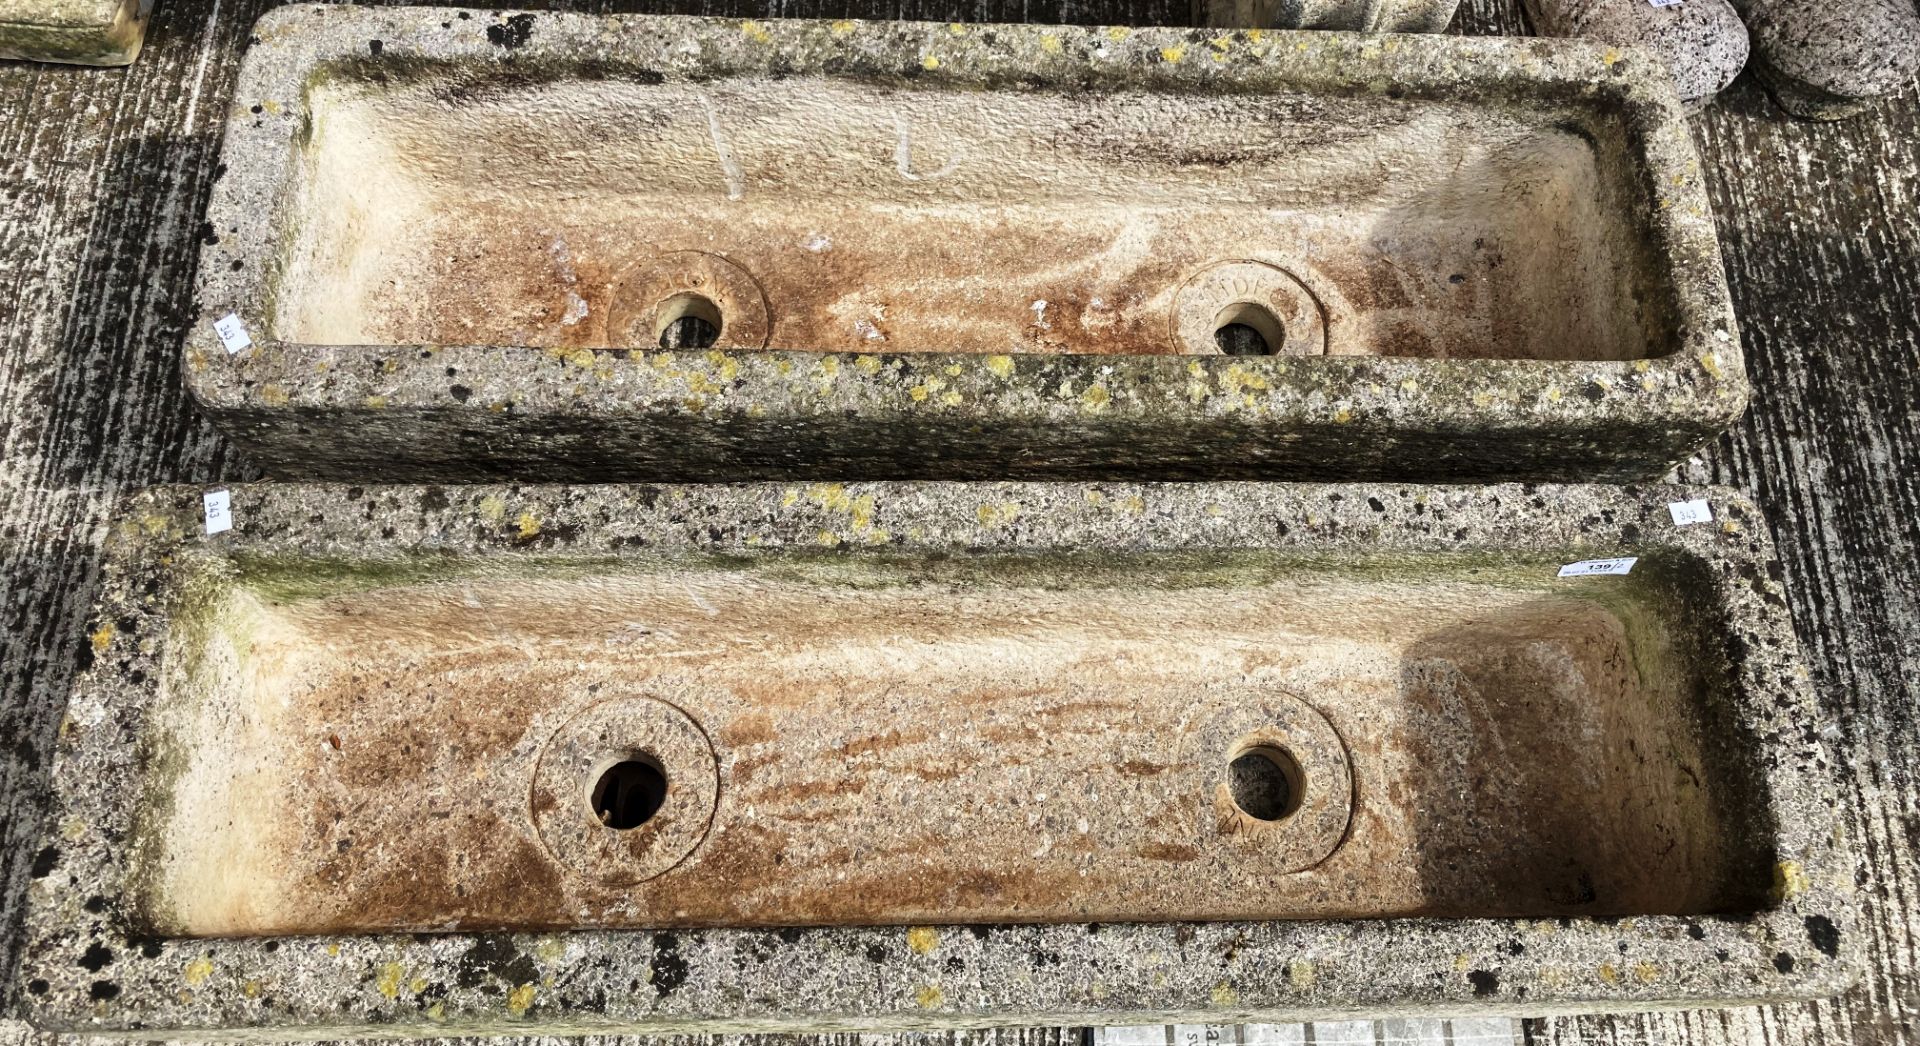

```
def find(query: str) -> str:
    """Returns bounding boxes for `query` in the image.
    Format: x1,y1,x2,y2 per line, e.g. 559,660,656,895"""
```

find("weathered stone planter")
188,7,1744,483
0,0,150,65
22,481,1850,1036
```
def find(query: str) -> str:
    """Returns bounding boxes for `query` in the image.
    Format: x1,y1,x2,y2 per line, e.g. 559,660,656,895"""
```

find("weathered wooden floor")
1,0,1917,1041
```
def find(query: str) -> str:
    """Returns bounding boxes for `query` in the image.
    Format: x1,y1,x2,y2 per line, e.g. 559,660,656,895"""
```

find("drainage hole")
1213,302,1285,356
655,292,723,349
1228,744,1303,822
590,755,669,830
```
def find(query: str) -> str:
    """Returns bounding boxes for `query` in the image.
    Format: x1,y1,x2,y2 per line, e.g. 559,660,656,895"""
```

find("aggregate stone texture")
16,481,1854,1037
186,6,1747,485
1728,0,1920,119
1520,0,1750,110
0,0,148,64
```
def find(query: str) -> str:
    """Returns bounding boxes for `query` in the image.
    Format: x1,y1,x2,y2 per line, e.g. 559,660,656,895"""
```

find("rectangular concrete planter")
187,6,1745,483
21,481,1851,1037
0,0,150,65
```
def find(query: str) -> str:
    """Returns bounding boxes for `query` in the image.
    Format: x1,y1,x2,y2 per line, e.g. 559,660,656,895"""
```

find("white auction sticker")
1558,556,1637,578
212,313,252,354
1649,0,1683,7
203,489,233,535
1668,498,1713,526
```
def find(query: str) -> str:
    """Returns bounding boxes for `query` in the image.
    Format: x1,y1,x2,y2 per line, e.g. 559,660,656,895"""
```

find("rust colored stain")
146,569,1755,936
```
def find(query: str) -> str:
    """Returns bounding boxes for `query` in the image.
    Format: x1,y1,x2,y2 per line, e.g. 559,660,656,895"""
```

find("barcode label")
1559,556,1637,577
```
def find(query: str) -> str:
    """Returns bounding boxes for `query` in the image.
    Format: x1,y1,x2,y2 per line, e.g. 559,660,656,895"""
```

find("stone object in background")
1520,0,1751,111
0,0,150,64
1730,0,1920,119
20,481,1852,1036
189,6,1745,484
1195,0,1459,32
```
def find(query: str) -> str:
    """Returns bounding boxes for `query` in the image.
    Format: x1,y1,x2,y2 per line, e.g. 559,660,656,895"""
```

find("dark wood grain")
1,0,1917,1042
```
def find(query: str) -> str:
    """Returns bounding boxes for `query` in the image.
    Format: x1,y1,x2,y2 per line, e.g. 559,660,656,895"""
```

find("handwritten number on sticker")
212,313,252,354
203,490,233,535
1669,499,1713,526
1559,556,1637,578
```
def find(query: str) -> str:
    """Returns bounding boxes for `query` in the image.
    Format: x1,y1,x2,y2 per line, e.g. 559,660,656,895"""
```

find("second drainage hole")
591,755,669,830
656,292,723,350
1229,744,1303,822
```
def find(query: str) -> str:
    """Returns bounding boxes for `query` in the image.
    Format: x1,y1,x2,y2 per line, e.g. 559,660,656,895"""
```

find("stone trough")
189,7,1744,482
20,481,1852,1036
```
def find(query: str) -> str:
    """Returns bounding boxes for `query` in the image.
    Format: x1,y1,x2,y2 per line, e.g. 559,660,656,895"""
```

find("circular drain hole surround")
591,754,669,829
607,249,772,351
1228,744,1303,821
532,692,720,885
1171,260,1328,357
1172,686,1352,872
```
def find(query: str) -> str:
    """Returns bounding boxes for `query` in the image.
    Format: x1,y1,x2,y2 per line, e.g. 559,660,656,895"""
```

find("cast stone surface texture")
0,0,1918,1044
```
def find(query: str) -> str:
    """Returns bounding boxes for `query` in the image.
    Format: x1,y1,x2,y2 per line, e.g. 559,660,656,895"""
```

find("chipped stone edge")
19,481,1854,1038
182,6,1747,484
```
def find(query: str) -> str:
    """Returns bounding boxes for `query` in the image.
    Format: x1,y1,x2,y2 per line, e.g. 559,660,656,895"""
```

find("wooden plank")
1,0,1918,1042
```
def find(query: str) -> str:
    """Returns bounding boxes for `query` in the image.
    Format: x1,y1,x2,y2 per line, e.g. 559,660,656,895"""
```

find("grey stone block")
19,481,1853,1037
1730,0,1920,119
188,7,1744,484
1520,0,1751,110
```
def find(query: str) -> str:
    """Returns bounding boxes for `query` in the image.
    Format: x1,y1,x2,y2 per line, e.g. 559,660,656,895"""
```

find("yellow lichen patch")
1632,359,1651,373
817,530,841,546
183,957,215,987
1287,960,1315,988
818,357,840,380
921,54,941,70
1160,45,1185,63
426,1002,447,1021
915,984,944,1008
1722,519,1743,534
536,937,565,962
856,355,883,374
1700,353,1725,379
907,926,940,954
90,622,114,655
61,816,86,840
944,363,963,377
242,979,264,998
707,350,740,383
850,494,878,534
831,19,856,35
515,512,541,540
1602,47,1623,66
986,355,1015,379
1772,860,1810,902
1452,953,1473,972
1210,980,1238,1004
1041,33,1063,53
1546,386,1564,403
1633,962,1659,983
1085,489,1106,505
409,977,429,994
948,21,967,34
977,502,1022,528
1122,495,1146,516
808,484,853,513
1081,384,1111,412
261,99,283,115
942,391,963,406
326,942,342,957
1597,962,1620,985
376,962,405,999
1209,35,1232,51
1333,407,1354,424
1107,25,1130,40
363,395,388,410
740,19,772,41
506,982,537,1017
260,384,290,406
